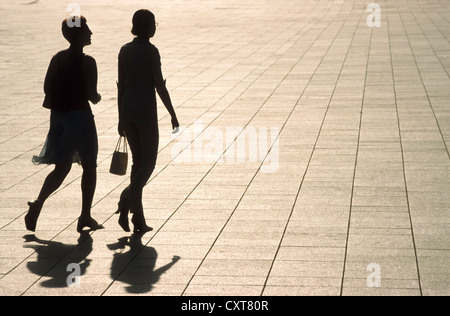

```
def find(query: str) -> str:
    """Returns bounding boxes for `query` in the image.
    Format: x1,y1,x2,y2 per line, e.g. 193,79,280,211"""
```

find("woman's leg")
119,119,141,206
75,111,103,232
130,125,158,233
37,161,72,203
26,161,72,231
116,118,141,231
129,125,158,210
80,160,97,219
123,118,158,232
77,160,103,232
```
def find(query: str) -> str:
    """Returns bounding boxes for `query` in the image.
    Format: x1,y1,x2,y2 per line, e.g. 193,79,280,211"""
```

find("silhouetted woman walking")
26,16,103,233
117,9,179,234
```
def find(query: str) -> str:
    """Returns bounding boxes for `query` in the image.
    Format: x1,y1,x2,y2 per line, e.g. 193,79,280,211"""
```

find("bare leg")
80,160,97,219
77,160,103,233
37,162,72,202
26,161,72,231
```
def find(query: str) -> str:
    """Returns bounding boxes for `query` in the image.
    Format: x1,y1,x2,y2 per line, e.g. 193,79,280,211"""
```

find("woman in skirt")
26,16,103,233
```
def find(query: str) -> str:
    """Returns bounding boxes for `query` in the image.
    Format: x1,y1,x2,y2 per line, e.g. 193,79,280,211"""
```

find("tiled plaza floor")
0,0,448,296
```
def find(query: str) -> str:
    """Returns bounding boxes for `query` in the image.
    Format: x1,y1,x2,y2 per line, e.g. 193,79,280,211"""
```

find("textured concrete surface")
0,0,448,296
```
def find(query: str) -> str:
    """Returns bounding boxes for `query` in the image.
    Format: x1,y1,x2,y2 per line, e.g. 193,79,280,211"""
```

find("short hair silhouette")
62,16,88,44
131,9,156,38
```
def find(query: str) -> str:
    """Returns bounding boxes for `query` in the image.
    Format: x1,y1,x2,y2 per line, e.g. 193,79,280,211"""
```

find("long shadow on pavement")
108,235,180,294
23,232,93,288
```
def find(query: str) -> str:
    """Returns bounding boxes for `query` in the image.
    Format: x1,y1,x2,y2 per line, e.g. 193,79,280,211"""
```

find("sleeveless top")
43,51,97,112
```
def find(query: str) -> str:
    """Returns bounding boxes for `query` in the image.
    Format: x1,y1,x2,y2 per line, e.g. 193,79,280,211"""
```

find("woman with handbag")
116,9,179,234
26,16,103,233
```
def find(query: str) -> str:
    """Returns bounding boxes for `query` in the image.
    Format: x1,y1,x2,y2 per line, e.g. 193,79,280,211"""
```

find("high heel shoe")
131,215,153,234
77,217,104,233
117,200,131,232
25,200,43,232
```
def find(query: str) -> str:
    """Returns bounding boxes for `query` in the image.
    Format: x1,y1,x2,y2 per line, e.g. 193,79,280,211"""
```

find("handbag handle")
115,136,128,154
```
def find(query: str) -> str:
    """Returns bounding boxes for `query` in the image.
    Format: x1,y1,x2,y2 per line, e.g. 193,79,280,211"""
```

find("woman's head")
131,9,156,38
62,16,92,46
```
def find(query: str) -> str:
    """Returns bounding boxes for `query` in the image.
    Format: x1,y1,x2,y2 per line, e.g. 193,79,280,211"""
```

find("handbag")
110,136,128,176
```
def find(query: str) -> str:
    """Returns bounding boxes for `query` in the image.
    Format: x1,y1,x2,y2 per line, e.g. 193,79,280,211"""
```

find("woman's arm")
85,56,101,104
151,48,179,129
117,53,126,136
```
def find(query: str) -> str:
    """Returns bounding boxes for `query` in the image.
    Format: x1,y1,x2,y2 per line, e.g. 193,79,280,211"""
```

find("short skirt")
32,110,98,165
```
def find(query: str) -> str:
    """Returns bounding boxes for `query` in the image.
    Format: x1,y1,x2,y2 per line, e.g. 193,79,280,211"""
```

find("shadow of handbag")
110,136,128,176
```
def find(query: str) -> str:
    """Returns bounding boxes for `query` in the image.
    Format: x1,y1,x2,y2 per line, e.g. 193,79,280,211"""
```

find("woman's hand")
118,119,125,136
92,93,101,105
171,116,179,131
